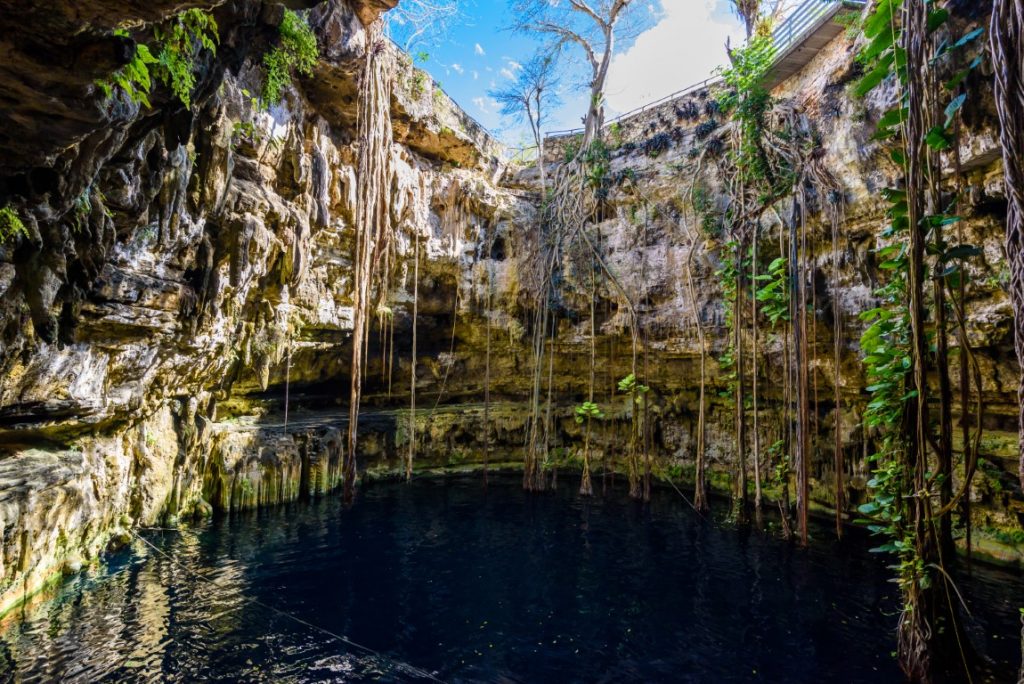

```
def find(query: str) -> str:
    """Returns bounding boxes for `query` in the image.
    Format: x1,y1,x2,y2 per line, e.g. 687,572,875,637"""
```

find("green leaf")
941,244,982,261
861,24,896,62
953,27,985,49
925,126,952,150
858,502,880,516
881,188,907,202
927,9,949,33
946,56,984,91
862,0,895,39
877,106,907,130
943,93,967,128
855,58,894,98
136,44,157,64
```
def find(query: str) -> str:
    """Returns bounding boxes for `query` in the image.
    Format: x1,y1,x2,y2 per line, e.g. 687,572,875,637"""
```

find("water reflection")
0,476,1021,683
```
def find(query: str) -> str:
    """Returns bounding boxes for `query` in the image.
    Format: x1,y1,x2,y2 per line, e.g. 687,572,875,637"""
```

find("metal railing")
768,0,865,61
545,76,722,139
544,0,865,140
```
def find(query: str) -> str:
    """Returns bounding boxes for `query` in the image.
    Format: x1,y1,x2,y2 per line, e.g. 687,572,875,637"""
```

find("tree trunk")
582,26,615,148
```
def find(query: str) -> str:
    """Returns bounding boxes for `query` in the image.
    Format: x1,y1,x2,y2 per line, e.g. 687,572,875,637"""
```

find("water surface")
1,475,1021,682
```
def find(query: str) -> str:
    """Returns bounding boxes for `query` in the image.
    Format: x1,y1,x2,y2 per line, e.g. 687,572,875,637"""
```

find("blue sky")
389,1,746,145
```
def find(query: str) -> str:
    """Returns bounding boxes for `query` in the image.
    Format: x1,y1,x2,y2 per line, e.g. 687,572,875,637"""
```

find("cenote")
1,476,1022,683
5,0,1024,682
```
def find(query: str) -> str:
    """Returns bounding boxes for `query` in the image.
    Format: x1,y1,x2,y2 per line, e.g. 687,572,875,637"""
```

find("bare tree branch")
510,0,641,147
567,0,605,28
385,0,460,50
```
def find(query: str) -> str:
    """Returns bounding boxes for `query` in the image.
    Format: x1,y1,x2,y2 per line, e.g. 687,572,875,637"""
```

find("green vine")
853,0,986,625
718,36,776,185
857,187,916,591
715,240,743,398
754,255,789,327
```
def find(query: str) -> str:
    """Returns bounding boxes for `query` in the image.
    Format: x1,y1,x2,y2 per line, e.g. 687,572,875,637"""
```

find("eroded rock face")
0,0,1020,616
0,0,527,613
518,4,1021,544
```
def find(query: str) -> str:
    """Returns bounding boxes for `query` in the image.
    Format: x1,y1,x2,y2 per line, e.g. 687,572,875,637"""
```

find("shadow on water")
0,474,1021,683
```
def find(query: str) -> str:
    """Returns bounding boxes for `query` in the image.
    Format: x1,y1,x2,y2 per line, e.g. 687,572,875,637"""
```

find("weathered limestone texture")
0,0,1019,616
0,0,523,613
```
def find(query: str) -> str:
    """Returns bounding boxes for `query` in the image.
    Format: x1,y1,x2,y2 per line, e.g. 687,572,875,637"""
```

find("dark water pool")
1,475,1022,683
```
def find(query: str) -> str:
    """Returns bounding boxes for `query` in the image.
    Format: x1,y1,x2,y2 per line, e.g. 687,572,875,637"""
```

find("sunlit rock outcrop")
0,0,525,613
0,0,1020,619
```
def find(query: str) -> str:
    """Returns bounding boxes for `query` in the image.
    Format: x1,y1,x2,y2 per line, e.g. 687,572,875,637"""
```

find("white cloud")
507,60,523,72
472,70,479,80
475,43,486,56
452,63,465,75
500,67,516,80
604,0,743,115
473,96,498,113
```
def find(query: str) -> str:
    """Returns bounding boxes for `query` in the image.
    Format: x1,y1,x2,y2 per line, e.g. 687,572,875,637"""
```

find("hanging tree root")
345,21,395,504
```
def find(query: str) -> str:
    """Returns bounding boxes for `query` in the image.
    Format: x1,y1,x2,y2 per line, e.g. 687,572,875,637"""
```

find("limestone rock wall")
505,3,1023,551
0,0,526,613
0,0,1021,618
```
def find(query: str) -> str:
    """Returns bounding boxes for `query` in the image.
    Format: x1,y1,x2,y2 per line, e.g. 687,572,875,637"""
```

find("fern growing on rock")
97,9,218,109
153,9,219,109
96,30,158,107
261,10,318,107
0,206,27,244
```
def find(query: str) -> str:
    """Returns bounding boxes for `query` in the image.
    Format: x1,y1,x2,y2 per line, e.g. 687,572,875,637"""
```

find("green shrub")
96,30,159,107
0,206,28,244
262,10,319,106
153,9,219,109
97,10,218,109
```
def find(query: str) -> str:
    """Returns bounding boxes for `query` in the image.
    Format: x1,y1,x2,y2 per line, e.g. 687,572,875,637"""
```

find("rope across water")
129,530,445,683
